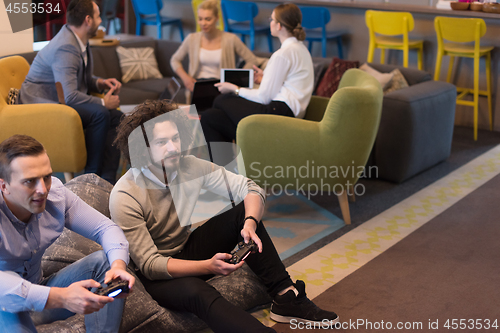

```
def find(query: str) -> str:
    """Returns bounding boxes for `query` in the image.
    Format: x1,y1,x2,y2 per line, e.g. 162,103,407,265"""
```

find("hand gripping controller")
226,240,257,264
94,279,129,298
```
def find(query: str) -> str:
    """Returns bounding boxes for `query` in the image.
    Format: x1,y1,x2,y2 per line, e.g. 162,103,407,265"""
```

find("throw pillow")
384,68,409,94
315,58,360,98
359,63,394,90
116,46,163,84
7,88,19,105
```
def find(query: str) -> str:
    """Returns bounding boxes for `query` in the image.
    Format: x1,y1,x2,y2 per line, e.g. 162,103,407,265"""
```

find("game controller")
226,240,257,264
94,279,130,298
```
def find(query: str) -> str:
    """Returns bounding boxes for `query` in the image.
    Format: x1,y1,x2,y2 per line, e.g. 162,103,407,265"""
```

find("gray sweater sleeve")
109,185,173,280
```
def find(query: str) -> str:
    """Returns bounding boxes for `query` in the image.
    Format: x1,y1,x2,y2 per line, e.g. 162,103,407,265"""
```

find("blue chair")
221,0,273,52
299,6,344,58
131,0,184,40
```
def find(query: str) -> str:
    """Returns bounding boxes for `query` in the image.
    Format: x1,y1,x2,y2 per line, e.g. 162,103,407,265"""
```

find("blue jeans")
0,251,125,333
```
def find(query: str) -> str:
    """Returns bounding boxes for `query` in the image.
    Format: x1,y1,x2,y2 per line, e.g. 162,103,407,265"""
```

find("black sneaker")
270,280,339,325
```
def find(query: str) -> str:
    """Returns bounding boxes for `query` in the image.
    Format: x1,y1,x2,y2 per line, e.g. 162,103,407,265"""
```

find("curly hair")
114,100,193,167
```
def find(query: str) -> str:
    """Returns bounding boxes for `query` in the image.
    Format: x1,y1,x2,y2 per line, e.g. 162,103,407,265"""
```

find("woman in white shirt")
170,0,262,92
200,3,314,152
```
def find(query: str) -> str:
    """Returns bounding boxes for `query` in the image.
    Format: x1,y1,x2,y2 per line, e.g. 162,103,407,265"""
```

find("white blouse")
196,48,222,79
239,37,314,118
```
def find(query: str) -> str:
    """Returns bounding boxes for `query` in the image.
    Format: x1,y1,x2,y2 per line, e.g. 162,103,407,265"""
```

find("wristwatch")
234,87,240,96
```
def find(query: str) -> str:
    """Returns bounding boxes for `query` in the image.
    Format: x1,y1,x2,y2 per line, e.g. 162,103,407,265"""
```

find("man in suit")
19,0,122,184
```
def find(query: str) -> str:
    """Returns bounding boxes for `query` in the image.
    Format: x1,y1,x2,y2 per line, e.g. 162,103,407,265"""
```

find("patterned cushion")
359,63,394,90
384,68,409,94
116,46,163,84
315,58,359,98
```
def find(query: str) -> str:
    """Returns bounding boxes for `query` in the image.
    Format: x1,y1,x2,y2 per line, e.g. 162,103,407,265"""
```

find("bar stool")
365,10,423,70
434,16,493,140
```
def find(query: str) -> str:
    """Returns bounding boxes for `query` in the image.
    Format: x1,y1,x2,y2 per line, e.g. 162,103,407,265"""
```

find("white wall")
0,2,33,57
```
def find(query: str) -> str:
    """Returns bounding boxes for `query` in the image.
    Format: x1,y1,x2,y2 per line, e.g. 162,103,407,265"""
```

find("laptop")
191,79,220,112
159,77,181,102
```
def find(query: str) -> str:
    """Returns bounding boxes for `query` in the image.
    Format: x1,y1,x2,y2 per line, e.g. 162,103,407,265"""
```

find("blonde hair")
198,0,218,18
274,3,305,41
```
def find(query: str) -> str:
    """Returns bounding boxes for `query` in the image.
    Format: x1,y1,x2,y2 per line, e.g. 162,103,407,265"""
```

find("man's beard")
89,24,99,38
151,156,180,182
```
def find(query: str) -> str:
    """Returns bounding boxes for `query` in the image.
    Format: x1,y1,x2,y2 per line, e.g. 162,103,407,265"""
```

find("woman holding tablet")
170,0,263,92
201,3,314,149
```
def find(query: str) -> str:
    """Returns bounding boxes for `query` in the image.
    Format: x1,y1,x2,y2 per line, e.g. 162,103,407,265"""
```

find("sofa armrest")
368,63,432,86
374,80,457,182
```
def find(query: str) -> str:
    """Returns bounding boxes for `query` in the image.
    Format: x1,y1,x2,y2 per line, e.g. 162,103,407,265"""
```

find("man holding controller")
110,100,338,333
0,135,134,332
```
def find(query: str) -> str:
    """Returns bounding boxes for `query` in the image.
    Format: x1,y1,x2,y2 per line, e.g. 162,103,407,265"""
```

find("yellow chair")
365,10,423,70
0,56,86,182
192,0,224,32
434,16,493,141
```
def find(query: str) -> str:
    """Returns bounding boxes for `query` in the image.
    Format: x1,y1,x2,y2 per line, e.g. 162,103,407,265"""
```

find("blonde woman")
201,3,314,160
170,0,262,92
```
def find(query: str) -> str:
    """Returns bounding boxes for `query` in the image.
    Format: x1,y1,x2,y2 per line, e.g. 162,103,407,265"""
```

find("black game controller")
94,279,130,298
226,240,257,264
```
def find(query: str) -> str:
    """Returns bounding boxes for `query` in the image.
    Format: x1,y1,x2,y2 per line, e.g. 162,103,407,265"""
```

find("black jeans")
201,93,294,143
200,94,294,166
72,104,122,184
137,202,292,333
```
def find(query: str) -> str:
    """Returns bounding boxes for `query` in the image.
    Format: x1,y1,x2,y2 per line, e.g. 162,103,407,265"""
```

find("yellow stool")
365,10,423,70
192,0,224,32
434,16,493,141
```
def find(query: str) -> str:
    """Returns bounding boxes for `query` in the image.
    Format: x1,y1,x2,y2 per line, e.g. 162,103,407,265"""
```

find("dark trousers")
137,202,292,333
200,94,294,143
72,104,122,184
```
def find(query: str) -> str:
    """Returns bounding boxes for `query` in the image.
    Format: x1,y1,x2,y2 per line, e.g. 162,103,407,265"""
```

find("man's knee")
178,278,221,307
80,250,110,280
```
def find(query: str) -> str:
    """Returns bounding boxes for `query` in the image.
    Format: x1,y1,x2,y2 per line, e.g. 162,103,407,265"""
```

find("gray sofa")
368,63,457,183
33,174,271,332
18,38,189,105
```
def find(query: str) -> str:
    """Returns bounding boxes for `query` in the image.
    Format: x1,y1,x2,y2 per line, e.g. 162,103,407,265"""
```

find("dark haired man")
18,0,122,184
0,135,134,332
110,100,338,333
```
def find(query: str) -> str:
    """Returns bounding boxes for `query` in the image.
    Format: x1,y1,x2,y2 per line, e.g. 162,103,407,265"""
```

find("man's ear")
0,178,9,195
84,15,92,27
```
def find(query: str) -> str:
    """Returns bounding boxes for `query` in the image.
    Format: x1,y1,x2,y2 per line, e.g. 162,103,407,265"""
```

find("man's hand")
103,260,135,298
181,75,197,92
253,65,263,85
46,280,115,315
207,253,244,275
215,82,239,95
103,87,120,110
98,78,122,95
241,219,263,253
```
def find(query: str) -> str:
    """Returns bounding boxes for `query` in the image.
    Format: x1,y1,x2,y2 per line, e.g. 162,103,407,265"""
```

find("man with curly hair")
110,100,338,332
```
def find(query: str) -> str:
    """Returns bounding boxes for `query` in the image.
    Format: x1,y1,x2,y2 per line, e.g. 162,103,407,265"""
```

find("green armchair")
237,69,383,225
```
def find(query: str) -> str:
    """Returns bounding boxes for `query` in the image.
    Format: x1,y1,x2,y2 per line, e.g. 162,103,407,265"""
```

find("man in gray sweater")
110,100,338,332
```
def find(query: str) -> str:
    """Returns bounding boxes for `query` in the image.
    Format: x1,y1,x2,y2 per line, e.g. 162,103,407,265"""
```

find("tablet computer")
191,79,220,112
220,69,253,89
